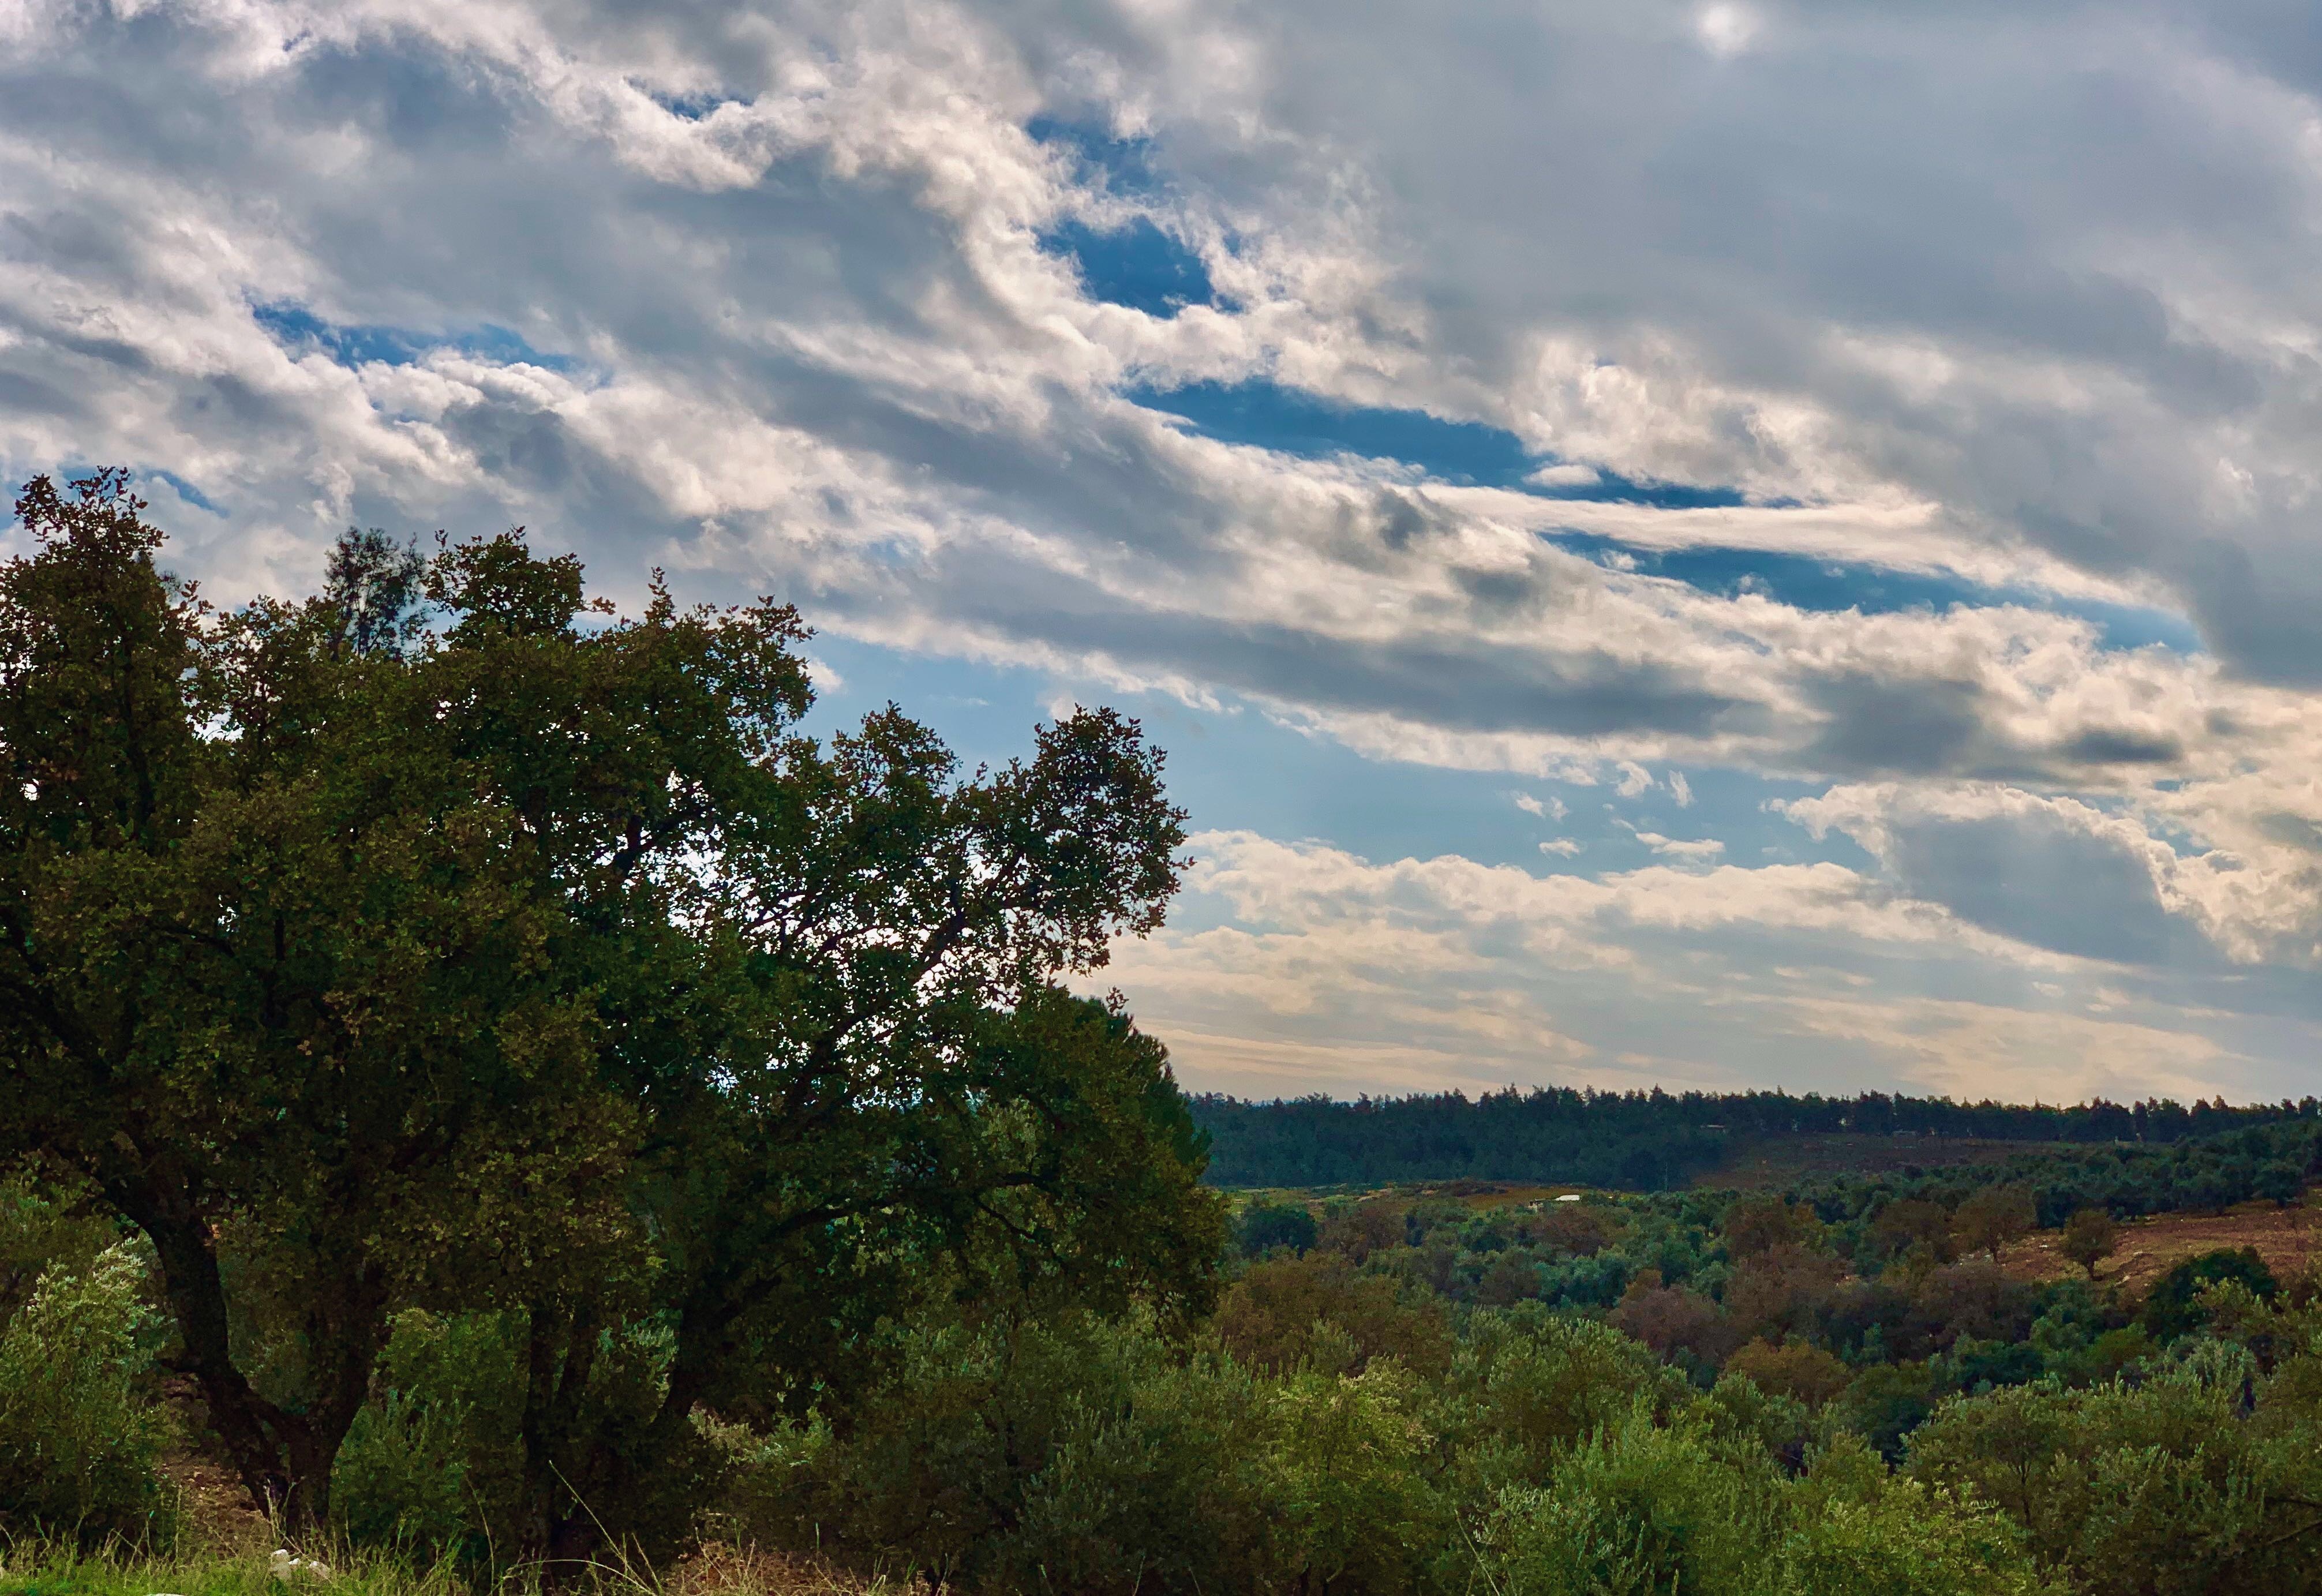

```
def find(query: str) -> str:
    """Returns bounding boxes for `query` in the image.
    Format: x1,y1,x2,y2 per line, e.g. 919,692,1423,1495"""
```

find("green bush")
721,1310,1459,1595
0,1172,119,1325
1476,1404,1780,1595
1237,1201,1319,1257
1907,1348,2322,1594
0,1243,173,1546
2141,1247,2279,1343
330,1312,526,1564
329,1306,710,1570
1779,1441,2040,1596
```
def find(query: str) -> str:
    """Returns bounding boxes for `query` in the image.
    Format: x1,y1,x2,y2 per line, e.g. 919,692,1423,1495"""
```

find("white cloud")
1635,831,1725,861
1695,3,1765,60
10,0,2322,1097
1540,838,1582,857
1514,791,1567,820
1097,831,2294,1102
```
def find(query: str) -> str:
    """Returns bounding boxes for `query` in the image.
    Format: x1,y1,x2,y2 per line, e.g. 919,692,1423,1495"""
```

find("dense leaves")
0,473,1220,1553
1197,1089,2322,1190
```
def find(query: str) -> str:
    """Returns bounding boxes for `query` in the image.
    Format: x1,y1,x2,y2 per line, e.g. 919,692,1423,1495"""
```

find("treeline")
1778,1119,2322,1230
1192,1087,2322,1190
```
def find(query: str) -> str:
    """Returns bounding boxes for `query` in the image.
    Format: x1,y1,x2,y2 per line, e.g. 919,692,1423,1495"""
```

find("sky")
6,2,2322,1107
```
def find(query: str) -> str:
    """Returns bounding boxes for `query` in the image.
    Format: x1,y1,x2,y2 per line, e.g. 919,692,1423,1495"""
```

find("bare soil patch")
2002,1194,2322,1295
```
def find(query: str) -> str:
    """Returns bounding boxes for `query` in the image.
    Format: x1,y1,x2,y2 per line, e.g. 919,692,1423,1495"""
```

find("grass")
0,1538,908,1596
1224,1181,1594,1215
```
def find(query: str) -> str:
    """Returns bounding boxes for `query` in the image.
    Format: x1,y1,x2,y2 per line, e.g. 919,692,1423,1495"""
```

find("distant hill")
1189,1087,2321,1190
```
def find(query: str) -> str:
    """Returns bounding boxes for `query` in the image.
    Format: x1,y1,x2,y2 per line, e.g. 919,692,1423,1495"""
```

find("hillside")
1191,1087,2317,1191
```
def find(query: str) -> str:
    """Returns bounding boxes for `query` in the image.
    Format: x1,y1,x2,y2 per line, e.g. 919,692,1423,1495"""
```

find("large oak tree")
0,471,1220,1555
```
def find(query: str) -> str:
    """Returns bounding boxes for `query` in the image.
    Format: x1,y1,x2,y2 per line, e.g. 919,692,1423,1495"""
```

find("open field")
1699,1133,2084,1190
1226,1179,1593,1215
2003,1192,2322,1294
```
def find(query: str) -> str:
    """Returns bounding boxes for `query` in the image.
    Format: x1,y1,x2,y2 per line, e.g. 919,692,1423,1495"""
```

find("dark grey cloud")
1880,808,2210,967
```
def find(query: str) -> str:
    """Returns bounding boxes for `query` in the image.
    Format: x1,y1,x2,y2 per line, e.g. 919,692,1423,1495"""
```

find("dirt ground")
2001,1194,2322,1295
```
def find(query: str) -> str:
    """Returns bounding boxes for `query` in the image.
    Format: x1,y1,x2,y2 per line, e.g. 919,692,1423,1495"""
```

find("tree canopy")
0,471,1222,1554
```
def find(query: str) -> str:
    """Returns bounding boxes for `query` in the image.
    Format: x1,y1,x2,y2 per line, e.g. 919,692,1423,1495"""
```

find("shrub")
1726,1339,1854,1408
1267,1361,1446,1594
1315,1200,1406,1264
2057,1207,2118,1278
1780,1443,2041,1596
1476,1406,1779,1595
1215,1254,1452,1376
329,1311,526,1565
1444,1313,1690,1483
0,1243,173,1546
1611,1277,1739,1366
1836,1362,1935,1463
748,1313,1289,1594
1907,1353,2322,1593
0,1171,119,1325
1237,1201,1319,1257
2142,1247,2279,1343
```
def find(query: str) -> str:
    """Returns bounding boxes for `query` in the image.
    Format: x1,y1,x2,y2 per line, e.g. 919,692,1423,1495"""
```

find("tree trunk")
106,1162,380,1526
107,1165,310,1515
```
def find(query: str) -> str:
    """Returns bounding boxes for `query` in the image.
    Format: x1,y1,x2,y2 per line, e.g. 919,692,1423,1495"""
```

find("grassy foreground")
0,1543,900,1596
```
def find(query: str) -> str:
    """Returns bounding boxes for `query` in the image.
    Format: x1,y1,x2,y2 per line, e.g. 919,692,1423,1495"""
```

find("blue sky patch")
144,469,224,515
1130,379,1745,506
1551,533,2204,652
795,631,1871,897
1132,380,1535,484
1028,116,1165,196
1530,469,1747,510
252,302,574,371
1041,216,1214,318
646,87,741,121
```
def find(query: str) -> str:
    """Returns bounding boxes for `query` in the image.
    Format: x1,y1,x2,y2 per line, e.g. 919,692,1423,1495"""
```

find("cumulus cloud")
10,0,2322,1095
1096,831,2288,1102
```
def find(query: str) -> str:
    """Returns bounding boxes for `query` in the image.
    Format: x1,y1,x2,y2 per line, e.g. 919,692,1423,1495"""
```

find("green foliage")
1236,1200,1319,1256
1193,1088,2321,1191
1215,1253,1453,1376
1907,1350,2322,1593
1781,1439,2042,1596
0,1243,173,1546
0,474,1219,1554
729,1313,1289,1594
2142,1247,2279,1343
329,1312,525,1563
1477,1405,2043,1596
1475,1406,1778,1595
1440,1312,1691,1488
0,1170,119,1325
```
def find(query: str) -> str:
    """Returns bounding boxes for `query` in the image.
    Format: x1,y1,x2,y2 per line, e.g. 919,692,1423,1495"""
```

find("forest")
1192,1088,2322,1190
4,473,2322,1596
